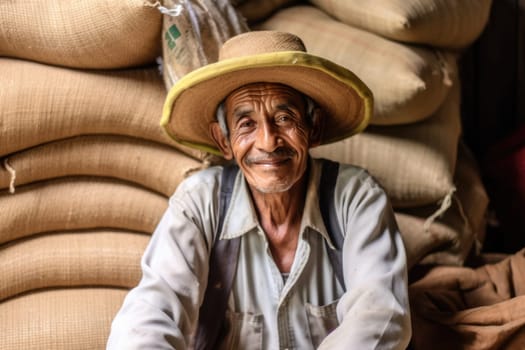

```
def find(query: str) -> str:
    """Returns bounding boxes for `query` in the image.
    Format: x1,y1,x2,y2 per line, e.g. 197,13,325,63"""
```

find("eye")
275,113,294,125
237,117,255,129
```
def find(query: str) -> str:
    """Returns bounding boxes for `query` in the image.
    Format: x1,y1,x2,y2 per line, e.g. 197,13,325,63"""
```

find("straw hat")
161,30,373,155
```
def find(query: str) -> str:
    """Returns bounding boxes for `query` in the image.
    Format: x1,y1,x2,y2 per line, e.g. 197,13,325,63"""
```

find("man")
107,31,411,349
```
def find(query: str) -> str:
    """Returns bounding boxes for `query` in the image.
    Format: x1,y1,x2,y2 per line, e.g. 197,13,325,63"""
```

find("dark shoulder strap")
194,164,240,350
319,159,345,290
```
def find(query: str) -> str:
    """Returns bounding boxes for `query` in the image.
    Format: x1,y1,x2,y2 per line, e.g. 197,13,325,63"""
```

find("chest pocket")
305,300,340,348
219,310,264,350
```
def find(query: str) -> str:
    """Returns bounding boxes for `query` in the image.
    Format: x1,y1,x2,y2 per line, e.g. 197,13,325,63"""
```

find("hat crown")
219,31,307,61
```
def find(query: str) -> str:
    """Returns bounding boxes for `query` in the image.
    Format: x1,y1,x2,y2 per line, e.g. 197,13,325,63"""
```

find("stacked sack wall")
256,5,456,125
0,1,216,348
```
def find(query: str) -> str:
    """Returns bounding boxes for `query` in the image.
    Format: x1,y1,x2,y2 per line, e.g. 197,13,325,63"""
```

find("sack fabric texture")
0,58,210,161
0,135,204,196
0,0,161,69
0,231,148,302
0,178,167,245
0,288,127,350
409,249,525,350
310,0,493,49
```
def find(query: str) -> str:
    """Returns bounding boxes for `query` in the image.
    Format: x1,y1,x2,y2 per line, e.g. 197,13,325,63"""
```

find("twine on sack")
454,192,481,255
155,2,184,16
423,187,456,232
2,158,16,194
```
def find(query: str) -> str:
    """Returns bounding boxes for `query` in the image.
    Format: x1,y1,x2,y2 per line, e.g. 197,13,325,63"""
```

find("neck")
250,175,306,228
248,173,308,272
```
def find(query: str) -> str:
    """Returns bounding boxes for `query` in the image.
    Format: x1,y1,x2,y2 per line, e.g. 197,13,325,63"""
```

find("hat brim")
161,51,373,156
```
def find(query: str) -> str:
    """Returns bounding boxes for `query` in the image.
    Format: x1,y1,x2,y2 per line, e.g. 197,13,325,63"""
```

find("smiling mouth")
246,148,296,166
253,158,290,167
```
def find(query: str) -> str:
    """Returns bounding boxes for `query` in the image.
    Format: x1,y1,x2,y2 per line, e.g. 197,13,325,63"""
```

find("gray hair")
216,102,229,137
215,94,317,137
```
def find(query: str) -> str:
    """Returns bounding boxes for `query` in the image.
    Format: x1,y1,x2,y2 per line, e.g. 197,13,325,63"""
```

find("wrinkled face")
212,83,321,194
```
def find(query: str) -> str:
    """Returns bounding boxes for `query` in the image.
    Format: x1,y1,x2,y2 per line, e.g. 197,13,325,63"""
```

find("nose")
254,119,281,152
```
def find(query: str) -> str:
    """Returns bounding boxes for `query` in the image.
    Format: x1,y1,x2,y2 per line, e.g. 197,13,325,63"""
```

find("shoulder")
175,165,223,193
336,161,382,191
169,165,225,209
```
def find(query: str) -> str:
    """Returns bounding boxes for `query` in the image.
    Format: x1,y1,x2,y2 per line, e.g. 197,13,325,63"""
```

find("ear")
309,107,324,148
209,122,233,160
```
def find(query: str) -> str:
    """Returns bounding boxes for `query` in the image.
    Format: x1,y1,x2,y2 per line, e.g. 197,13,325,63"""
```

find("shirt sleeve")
106,170,220,350
318,167,412,350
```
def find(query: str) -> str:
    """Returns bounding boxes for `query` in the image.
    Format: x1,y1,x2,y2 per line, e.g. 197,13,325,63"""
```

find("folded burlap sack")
409,249,525,349
257,5,456,125
0,231,148,302
0,288,127,350
309,0,493,49
0,177,167,245
159,0,248,89
0,135,204,196
311,78,462,208
0,58,209,161
397,141,489,268
0,0,161,69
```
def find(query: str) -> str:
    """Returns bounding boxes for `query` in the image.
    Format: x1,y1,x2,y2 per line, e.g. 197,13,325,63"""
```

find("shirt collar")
219,158,336,249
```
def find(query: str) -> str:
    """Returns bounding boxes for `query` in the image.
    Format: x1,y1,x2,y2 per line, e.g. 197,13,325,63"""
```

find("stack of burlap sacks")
0,0,493,349
0,1,222,349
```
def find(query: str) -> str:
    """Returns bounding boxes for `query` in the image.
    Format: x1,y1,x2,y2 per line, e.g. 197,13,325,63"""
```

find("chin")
251,176,296,193
254,183,293,194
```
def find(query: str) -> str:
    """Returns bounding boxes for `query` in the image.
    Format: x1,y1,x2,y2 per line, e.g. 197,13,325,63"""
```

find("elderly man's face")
212,83,322,194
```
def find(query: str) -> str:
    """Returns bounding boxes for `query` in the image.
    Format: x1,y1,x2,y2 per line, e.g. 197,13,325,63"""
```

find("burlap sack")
0,135,204,196
0,177,168,245
397,142,490,268
309,0,493,49
0,1,161,69
236,0,299,23
311,78,462,208
257,5,456,125
0,58,210,161
159,0,248,90
0,288,126,350
0,231,147,302
409,250,525,350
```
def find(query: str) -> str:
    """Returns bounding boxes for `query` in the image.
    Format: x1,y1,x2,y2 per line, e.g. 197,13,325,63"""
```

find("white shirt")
107,158,411,349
